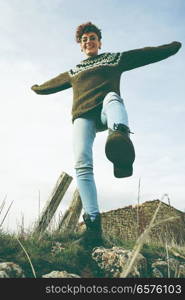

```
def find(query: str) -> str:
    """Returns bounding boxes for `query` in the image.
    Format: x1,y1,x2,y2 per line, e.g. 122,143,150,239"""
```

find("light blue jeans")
73,92,129,220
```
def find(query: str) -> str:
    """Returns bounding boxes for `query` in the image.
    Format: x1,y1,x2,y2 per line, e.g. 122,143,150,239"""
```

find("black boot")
105,123,135,178
75,213,103,249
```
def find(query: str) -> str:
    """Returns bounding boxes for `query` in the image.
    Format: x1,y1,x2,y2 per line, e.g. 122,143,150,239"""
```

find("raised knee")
103,92,123,106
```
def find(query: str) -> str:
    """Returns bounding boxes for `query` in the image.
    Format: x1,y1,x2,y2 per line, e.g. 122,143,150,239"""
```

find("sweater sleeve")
119,41,182,72
31,71,71,95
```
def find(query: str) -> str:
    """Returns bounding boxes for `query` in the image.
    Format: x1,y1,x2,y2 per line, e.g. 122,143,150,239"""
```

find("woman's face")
80,32,101,57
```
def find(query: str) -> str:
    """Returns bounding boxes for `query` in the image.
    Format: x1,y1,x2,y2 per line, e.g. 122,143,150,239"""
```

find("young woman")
31,22,181,247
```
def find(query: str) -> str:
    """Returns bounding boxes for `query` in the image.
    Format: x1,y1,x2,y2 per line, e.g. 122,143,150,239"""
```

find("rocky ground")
1,245,185,278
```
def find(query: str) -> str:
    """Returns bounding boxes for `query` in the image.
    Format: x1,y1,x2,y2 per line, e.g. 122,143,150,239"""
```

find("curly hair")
75,22,102,43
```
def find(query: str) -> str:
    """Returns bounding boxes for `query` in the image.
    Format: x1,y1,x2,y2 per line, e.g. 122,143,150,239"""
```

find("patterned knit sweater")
31,41,181,123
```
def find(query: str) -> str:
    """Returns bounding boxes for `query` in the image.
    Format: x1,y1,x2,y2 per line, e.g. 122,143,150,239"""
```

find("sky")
0,0,185,232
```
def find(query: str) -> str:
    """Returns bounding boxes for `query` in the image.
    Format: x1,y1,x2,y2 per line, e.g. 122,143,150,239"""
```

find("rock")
0,262,25,278
42,270,81,278
178,264,185,277
152,267,163,278
152,258,185,278
92,246,147,278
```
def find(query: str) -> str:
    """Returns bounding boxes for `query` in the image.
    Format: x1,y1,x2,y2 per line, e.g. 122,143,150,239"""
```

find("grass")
0,194,185,278
0,226,185,278
15,236,37,278
0,229,102,278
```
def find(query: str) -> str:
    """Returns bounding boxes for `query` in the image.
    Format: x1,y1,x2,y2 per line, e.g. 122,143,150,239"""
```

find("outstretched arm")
119,41,182,72
31,71,71,95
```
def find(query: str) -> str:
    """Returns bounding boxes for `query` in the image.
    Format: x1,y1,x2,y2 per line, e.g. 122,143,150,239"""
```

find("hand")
31,84,39,91
171,41,182,48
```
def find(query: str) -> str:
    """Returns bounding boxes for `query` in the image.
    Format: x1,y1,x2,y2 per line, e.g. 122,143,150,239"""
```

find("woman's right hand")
31,84,39,91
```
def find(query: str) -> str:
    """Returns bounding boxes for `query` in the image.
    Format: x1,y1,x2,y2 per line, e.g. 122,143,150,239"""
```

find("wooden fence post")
58,189,82,235
33,172,72,237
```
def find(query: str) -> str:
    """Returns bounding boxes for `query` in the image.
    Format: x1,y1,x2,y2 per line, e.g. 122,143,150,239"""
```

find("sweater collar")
81,52,106,64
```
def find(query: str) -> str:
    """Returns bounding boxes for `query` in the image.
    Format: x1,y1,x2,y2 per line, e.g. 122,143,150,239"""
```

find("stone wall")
100,200,185,244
